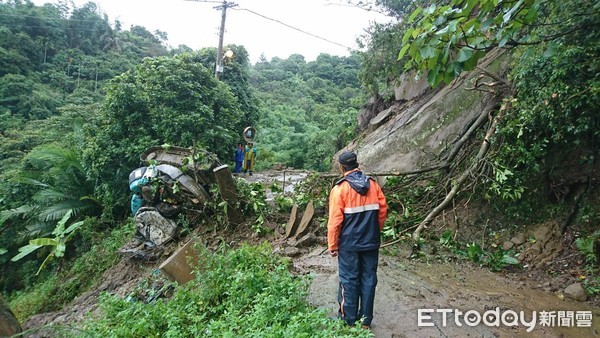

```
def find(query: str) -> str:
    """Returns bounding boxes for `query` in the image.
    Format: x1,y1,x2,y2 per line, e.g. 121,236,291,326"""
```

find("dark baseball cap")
338,151,358,166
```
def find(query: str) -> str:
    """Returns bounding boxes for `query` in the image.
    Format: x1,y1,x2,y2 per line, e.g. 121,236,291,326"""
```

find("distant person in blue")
234,142,244,173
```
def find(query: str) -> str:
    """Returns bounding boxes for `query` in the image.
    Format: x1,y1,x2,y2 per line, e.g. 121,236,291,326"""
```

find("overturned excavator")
127,146,222,249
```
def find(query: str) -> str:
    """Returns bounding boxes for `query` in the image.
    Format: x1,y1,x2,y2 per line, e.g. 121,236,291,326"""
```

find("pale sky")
33,0,392,64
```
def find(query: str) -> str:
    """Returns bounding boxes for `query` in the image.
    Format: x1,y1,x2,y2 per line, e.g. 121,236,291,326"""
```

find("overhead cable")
232,7,351,50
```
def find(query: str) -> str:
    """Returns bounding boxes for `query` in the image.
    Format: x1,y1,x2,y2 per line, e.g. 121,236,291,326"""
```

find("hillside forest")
0,0,599,336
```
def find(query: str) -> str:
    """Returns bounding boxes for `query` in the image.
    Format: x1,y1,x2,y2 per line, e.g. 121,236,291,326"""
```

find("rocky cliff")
345,49,509,174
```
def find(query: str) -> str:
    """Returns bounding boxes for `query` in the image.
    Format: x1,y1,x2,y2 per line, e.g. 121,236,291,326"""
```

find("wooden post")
213,165,243,225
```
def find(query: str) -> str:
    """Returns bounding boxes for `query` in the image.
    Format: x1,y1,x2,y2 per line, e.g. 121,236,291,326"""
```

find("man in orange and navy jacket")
327,151,388,329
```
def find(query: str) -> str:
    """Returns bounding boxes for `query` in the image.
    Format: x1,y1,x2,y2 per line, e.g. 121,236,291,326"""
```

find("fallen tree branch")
444,105,493,163
380,223,420,248
319,162,450,179
475,66,511,87
412,105,507,241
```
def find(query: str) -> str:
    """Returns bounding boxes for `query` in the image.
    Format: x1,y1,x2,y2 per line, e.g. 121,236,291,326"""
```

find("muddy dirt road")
295,246,599,338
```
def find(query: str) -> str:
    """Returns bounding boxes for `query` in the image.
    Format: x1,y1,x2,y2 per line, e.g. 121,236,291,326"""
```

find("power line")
2,3,353,51
232,7,351,50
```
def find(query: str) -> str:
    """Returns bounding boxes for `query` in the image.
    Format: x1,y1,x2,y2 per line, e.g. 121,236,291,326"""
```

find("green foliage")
85,53,244,216
9,220,134,320
439,229,455,248
356,0,419,96
575,230,600,267
437,230,520,271
0,0,172,217
483,160,524,201
394,0,598,88
400,0,549,86
1,143,100,244
235,180,270,235
251,54,363,171
84,243,370,337
0,74,62,119
274,194,294,213
493,0,599,201
11,210,83,275
380,175,440,241
291,173,332,209
449,240,520,272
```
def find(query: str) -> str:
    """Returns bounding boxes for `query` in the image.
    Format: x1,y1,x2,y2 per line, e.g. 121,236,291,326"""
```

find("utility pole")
214,0,237,78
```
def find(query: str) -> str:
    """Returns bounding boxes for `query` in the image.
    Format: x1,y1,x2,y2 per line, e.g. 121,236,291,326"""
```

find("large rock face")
342,49,509,174
393,70,431,101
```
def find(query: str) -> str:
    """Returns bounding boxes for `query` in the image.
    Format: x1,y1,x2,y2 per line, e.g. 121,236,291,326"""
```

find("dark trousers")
234,161,243,173
337,248,379,326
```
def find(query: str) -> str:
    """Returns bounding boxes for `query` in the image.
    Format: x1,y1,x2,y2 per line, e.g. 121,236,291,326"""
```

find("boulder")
283,247,302,257
292,233,318,248
393,71,430,101
564,283,587,302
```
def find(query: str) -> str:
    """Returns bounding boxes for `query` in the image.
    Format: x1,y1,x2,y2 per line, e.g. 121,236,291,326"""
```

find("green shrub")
83,242,370,337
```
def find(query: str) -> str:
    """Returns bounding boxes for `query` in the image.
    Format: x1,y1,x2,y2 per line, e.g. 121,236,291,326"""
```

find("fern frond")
38,201,91,222
0,205,34,225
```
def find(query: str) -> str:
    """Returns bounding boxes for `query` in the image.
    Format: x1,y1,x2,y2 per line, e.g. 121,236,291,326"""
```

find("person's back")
329,169,384,251
327,151,387,329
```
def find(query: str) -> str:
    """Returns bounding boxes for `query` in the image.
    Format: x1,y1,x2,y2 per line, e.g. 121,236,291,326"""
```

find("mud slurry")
295,247,600,338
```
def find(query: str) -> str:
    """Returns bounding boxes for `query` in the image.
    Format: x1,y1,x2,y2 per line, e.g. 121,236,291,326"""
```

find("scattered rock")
518,222,562,268
293,233,318,248
0,296,22,337
502,241,515,250
421,243,437,255
563,283,587,302
283,247,302,257
510,233,526,245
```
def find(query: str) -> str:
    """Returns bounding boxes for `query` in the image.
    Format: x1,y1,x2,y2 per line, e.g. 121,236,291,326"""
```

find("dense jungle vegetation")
0,0,598,336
